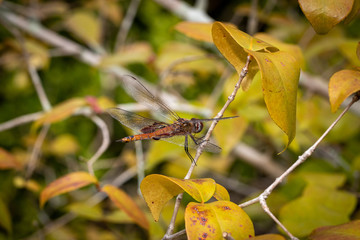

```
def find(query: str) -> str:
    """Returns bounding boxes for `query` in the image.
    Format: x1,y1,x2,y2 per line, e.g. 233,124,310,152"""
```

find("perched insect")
107,75,237,162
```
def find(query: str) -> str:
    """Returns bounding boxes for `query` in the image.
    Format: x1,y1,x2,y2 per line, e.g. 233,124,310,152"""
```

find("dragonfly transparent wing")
159,135,222,153
120,75,180,121
107,108,168,133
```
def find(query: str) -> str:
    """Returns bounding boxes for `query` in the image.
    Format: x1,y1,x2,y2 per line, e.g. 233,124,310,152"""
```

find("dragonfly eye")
193,121,203,133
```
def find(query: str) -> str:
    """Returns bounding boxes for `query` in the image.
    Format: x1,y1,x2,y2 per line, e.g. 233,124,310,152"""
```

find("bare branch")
0,112,43,132
153,0,213,22
115,0,142,51
86,115,110,176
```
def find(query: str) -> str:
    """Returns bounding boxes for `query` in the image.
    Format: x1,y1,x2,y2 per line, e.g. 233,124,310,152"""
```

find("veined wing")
159,135,222,153
120,75,180,121
107,108,168,133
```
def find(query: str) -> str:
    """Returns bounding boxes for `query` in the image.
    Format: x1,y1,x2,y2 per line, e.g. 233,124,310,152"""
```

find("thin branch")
153,0,212,22
247,0,258,35
26,124,50,179
223,232,235,240
0,111,43,132
86,115,110,176
135,140,145,194
115,0,142,51
239,94,360,239
163,55,253,238
159,54,212,87
233,143,285,178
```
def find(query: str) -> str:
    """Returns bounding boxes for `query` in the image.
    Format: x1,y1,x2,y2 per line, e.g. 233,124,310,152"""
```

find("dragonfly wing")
120,75,180,121
107,108,167,133
159,135,222,153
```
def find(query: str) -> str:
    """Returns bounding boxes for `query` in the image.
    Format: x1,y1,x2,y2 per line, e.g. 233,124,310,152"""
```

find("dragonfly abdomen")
119,130,172,142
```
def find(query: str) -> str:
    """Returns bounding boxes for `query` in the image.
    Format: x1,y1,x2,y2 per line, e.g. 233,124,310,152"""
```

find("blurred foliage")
0,0,360,239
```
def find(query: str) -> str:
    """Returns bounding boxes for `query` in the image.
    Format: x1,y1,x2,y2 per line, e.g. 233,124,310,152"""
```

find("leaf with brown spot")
185,201,254,240
102,184,149,230
357,42,360,61
140,174,216,221
329,69,360,112
299,0,354,34
40,171,98,207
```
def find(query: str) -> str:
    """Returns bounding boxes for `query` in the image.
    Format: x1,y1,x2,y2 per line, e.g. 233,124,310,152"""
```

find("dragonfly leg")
184,135,195,163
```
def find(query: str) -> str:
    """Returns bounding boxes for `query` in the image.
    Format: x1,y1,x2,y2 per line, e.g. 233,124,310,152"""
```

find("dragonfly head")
191,118,203,133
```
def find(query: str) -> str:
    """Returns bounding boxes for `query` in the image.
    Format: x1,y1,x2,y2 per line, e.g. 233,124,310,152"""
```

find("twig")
135,140,145,194
159,54,212,87
223,232,235,240
153,0,212,22
115,0,142,51
163,55,253,238
0,111,43,132
86,115,110,176
25,124,50,179
239,94,360,240
247,0,258,35
233,143,285,178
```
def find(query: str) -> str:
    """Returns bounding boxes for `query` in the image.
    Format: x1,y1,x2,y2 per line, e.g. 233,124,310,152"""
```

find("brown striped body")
120,119,196,142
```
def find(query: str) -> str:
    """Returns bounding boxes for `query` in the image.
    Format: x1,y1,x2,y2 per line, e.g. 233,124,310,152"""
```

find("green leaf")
0,197,11,233
299,0,354,34
329,69,360,112
309,220,360,240
279,184,357,237
65,10,101,47
185,201,254,240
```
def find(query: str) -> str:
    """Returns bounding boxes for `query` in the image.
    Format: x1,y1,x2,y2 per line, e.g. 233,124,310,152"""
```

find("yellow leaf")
25,39,49,69
65,10,101,47
40,171,98,207
249,50,299,148
299,0,353,34
175,22,213,43
100,42,154,67
101,184,149,229
329,69,360,112
48,134,79,156
185,201,254,240
0,148,22,170
140,174,216,221
33,98,87,130
211,21,276,90
254,33,305,68
213,184,230,201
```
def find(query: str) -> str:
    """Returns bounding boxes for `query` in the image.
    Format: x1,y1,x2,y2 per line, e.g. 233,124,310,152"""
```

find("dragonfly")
107,75,237,162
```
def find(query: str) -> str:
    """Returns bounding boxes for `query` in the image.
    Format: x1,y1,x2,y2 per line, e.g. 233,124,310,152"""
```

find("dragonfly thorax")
191,118,203,133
